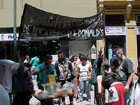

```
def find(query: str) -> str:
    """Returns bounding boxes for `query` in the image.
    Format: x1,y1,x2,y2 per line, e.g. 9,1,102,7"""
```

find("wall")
0,0,97,28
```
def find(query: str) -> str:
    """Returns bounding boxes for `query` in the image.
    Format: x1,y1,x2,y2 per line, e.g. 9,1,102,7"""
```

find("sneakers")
76,99,83,103
88,99,91,102
76,100,80,103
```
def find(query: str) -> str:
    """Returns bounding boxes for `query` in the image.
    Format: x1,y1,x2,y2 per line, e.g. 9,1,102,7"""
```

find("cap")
44,54,52,62
80,56,87,61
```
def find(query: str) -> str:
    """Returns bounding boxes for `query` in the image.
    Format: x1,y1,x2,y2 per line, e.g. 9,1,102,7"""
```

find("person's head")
87,54,91,60
18,51,26,64
44,54,52,66
69,55,77,62
98,50,103,58
110,58,120,72
0,46,6,59
115,48,125,60
80,56,87,66
58,51,65,63
25,55,29,60
78,53,82,59
58,51,64,58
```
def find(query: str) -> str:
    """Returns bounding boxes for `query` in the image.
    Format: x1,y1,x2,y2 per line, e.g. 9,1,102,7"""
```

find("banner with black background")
19,4,105,41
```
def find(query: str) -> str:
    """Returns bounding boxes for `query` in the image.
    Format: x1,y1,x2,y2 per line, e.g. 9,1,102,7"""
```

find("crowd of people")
0,46,140,105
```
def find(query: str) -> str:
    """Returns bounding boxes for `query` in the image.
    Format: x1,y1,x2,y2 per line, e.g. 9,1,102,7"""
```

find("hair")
110,58,120,69
115,48,124,55
57,50,64,55
69,55,77,62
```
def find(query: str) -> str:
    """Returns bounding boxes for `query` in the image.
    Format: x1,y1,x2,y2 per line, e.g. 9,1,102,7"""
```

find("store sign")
105,27,126,35
0,33,18,41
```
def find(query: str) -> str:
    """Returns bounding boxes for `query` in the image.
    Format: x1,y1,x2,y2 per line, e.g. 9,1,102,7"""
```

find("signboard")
105,26,126,35
0,33,18,41
19,4,105,40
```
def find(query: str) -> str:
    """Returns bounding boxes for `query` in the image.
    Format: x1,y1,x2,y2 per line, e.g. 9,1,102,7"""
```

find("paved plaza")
29,76,138,105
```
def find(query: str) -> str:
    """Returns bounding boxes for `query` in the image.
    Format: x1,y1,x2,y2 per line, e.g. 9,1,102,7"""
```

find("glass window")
136,15,140,26
105,15,125,26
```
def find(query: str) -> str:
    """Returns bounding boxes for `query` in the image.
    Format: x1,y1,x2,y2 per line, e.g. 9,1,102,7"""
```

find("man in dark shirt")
116,48,135,105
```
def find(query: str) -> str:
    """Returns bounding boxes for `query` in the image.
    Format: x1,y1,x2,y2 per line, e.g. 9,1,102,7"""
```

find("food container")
42,83,59,95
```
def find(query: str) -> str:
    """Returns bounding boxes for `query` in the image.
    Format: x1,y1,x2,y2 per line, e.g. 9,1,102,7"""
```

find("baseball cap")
44,54,52,62
80,56,87,61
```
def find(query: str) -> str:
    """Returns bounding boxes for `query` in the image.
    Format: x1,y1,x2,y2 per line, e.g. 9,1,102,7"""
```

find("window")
105,15,125,26
136,15,140,26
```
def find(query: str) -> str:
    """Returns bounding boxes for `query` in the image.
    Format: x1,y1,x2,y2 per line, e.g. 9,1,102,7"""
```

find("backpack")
55,59,75,81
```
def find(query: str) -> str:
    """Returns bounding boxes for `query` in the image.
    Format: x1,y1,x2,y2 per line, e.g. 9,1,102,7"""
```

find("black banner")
19,4,105,40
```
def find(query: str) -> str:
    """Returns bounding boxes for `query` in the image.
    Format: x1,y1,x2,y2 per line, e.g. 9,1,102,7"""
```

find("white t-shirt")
0,84,10,105
0,59,19,93
78,63,90,81
87,60,92,67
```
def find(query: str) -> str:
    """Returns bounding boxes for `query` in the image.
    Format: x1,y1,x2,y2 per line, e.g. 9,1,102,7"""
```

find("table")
33,89,74,105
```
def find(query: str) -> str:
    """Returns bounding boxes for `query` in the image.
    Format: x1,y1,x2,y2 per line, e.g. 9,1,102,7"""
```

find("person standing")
24,55,30,65
133,57,140,105
97,58,125,105
69,55,79,100
55,51,74,105
0,84,10,105
30,56,40,92
116,48,135,105
93,50,108,104
76,56,92,102
32,54,56,105
87,54,94,91
0,46,19,105
12,52,31,105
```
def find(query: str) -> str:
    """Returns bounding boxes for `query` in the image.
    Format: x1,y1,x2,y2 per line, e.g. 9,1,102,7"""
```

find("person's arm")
75,67,80,85
76,67,80,79
72,62,77,71
125,72,135,92
97,76,103,105
32,64,45,75
88,66,92,79
125,60,135,92
55,62,60,80
32,68,45,75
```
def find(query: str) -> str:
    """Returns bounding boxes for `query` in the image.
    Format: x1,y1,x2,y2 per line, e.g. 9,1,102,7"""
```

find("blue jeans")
125,86,133,105
89,79,93,89
79,80,91,101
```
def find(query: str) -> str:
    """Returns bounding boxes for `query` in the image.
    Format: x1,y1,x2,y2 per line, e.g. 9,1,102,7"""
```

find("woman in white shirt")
75,56,92,102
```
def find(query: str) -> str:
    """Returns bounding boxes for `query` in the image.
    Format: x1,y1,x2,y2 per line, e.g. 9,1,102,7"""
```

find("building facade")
97,0,140,68
0,0,97,57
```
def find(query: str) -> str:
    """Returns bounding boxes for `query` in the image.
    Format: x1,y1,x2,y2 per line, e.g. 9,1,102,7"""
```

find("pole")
13,0,17,61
